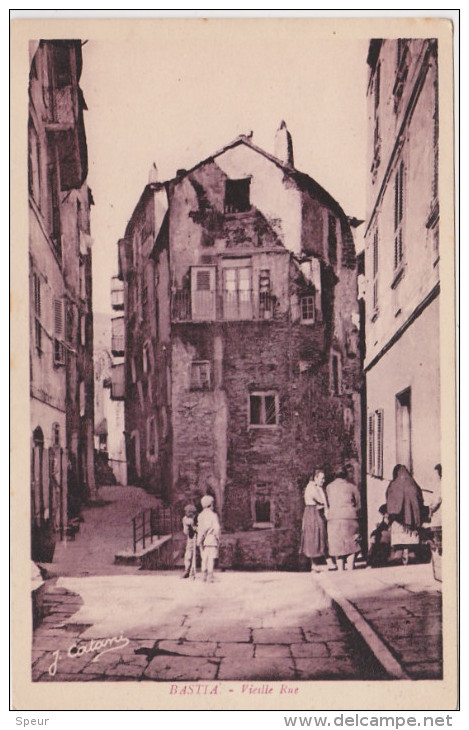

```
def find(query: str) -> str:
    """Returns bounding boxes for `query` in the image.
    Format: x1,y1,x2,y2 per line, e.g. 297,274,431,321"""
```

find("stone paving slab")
252,627,303,644
290,642,329,658
144,656,219,681
215,642,255,660
158,640,218,657
254,643,291,658
295,657,363,680
217,657,296,681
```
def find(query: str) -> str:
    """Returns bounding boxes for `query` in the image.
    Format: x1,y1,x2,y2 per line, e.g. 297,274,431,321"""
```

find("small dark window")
191,361,211,390
249,392,278,426
255,495,271,523
224,179,251,214
331,353,341,395
53,44,72,88
301,295,315,322
52,423,60,447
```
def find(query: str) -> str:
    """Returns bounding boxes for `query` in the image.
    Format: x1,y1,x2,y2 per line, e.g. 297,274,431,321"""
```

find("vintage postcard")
10,15,457,711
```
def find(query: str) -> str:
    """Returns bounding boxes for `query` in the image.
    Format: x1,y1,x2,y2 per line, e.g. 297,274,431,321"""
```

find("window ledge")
391,264,405,289
300,318,315,325
252,522,274,530
248,424,279,430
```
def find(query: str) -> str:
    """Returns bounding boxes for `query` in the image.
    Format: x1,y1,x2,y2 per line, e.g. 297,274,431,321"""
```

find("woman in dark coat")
326,467,361,571
386,464,427,564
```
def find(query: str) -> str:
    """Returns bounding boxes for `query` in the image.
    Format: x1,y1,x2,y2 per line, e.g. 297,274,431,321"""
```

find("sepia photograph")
11,14,457,711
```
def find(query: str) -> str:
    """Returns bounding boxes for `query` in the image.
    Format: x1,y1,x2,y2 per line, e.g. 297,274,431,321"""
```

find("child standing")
197,495,220,582
181,504,197,579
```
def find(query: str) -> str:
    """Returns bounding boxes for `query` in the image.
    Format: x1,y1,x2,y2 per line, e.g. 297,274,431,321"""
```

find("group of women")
299,466,361,572
300,463,439,571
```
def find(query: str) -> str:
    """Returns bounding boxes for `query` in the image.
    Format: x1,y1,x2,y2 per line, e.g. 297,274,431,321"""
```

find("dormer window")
224,178,251,214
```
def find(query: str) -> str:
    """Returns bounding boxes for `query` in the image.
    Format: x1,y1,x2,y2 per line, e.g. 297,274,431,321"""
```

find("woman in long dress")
299,470,331,571
386,464,427,565
326,467,361,571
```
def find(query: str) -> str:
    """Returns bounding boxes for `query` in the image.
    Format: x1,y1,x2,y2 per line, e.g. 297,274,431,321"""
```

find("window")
372,228,379,314
300,294,316,323
47,144,61,255
28,122,40,204
54,338,66,366
191,266,216,320
33,273,42,352
131,357,137,384
79,381,85,417
130,430,141,479
249,391,278,427
52,423,60,447
53,43,72,88
254,495,272,525
330,352,342,395
396,388,412,473
328,214,337,266
374,62,380,111
79,260,86,300
191,361,211,390
80,313,86,346
394,40,409,113
393,161,405,271
66,303,74,343
251,485,274,527
368,409,384,478
146,416,158,461
224,178,251,214
259,269,273,319
143,342,152,374
222,263,252,320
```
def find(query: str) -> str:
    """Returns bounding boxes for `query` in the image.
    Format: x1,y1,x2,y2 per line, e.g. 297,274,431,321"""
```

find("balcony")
111,277,124,311
172,289,277,322
110,363,125,400
111,316,125,356
111,335,125,357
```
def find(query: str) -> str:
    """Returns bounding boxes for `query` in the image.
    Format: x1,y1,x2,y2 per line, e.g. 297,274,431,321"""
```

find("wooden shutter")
375,409,384,478
367,413,374,474
54,299,64,337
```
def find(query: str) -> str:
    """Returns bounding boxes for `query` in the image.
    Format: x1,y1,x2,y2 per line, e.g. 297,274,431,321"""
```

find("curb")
315,573,411,680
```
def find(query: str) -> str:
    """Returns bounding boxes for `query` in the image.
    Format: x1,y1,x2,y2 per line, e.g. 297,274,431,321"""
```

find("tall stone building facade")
364,40,440,536
29,40,95,561
118,127,362,568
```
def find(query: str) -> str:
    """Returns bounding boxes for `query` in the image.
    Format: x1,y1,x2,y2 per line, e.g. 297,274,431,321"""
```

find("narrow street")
33,486,385,682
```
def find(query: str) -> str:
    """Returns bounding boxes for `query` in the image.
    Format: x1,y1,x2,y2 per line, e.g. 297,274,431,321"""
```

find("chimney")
148,162,158,184
274,120,294,167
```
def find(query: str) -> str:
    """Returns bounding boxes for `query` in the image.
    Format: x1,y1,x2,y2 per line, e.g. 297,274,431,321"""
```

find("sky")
79,22,369,315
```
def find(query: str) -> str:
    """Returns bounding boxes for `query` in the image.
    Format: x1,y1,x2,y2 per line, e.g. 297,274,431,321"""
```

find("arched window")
33,426,44,447
52,423,60,447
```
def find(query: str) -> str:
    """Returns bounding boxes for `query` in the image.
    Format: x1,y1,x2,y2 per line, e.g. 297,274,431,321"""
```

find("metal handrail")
132,506,174,553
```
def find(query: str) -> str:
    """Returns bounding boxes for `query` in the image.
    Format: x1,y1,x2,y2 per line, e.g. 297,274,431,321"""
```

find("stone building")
94,310,127,485
364,40,440,536
29,40,95,561
117,125,362,568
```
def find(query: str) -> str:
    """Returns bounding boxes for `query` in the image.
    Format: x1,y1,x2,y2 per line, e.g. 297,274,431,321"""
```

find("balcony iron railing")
171,289,279,322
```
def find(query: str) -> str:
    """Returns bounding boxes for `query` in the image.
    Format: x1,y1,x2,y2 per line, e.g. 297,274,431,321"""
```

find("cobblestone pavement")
32,571,386,682
318,564,442,679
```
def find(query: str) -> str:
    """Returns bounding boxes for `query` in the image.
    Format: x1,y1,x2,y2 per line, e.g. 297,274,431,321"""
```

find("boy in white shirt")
197,495,220,582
